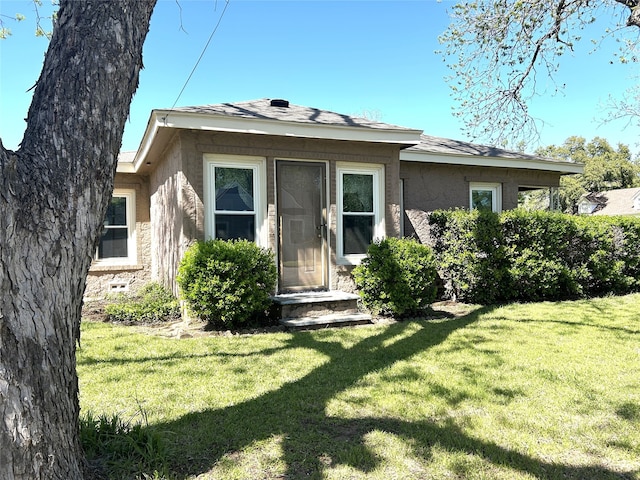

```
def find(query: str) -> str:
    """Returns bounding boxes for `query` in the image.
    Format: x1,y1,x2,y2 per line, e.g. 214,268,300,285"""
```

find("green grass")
78,294,640,479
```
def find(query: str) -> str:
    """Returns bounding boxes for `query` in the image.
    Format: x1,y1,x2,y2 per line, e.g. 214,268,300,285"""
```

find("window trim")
336,162,385,265
203,154,267,247
469,182,502,213
94,189,137,266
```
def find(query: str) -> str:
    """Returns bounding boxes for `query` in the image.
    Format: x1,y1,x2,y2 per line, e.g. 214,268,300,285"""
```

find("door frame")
275,159,329,293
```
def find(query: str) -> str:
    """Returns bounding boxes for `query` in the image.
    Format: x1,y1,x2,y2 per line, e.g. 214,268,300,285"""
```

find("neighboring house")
85,99,582,298
577,187,640,216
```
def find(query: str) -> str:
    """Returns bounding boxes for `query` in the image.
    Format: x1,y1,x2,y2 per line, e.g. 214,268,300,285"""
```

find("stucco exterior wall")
160,130,403,294
87,134,569,299
149,136,194,296
86,141,566,299
400,161,561,243
85,173,152,298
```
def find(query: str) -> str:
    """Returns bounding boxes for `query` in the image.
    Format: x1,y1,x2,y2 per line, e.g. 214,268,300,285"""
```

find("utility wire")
166,0,231,119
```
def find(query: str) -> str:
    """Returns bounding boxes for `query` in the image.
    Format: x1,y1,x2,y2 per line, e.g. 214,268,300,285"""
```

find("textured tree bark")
0,1,156,478
614,0,640,27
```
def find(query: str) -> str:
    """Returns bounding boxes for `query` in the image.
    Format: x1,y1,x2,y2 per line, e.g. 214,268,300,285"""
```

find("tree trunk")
0,1,156,478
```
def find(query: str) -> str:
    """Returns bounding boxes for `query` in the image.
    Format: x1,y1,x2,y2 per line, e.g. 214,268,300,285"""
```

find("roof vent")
270,99,289,108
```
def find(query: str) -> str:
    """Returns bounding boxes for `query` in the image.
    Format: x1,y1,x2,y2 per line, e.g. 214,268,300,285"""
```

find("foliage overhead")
0,0,58,40
537,136,640,212
440,0,640,146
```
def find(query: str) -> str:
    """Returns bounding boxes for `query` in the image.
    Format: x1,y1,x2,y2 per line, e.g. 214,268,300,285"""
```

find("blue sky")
1,0,638,155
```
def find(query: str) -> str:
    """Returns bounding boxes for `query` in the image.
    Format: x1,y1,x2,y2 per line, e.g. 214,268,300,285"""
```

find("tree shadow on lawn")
148,306,635,480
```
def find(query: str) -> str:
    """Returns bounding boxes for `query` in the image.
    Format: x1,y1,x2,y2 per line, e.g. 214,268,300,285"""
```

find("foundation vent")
108,280,130,293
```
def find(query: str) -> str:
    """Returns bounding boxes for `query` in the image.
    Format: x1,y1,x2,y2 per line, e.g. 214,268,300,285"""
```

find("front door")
277,161,327,291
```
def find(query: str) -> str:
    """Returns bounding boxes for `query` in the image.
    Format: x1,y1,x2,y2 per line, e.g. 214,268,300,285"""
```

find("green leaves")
537,136,639,212
177,239,277,328
440,0,637,145
353,237,438,316
104,283,180,323
429,209,640,304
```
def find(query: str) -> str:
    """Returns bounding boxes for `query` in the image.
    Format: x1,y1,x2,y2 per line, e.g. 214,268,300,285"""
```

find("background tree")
0,1,156,478
537,136,640,212
440,0,640,146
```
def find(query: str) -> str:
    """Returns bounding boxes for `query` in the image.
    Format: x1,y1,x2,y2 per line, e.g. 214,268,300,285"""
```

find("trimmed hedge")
428,209,509,304
428,209,640,304
352,237,438,316
177,239,277,328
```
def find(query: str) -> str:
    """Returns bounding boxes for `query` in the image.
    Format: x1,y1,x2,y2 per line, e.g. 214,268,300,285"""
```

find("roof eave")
116,163,136,173
400,150,584,174
130,110,421,172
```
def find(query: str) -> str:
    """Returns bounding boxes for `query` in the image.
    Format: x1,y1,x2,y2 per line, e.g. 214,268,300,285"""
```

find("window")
469,182,502,213
578,201,597,215
96,189,136,264
204,155,267,246
337,163,384,263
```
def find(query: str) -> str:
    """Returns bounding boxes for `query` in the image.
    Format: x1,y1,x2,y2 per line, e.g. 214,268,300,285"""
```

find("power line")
167,0,231,117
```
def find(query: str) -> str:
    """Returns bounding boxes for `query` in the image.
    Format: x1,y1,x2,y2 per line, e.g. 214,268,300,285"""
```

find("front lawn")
78,295,640,479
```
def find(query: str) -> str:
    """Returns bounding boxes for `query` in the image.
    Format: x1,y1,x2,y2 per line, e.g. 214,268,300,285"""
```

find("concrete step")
272,291,373,330
272,291,360,319
280,312,372,330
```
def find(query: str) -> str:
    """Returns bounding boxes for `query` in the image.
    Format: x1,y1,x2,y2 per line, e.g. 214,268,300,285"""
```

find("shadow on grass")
140,306,634,479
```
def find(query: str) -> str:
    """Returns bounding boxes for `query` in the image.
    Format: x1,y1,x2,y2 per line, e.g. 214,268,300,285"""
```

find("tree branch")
441,0,638,146
613,0,640,27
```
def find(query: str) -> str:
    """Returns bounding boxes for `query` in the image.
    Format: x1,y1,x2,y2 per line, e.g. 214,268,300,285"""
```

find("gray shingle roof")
581,187,640,216
408,134,551,161
172,98,414,132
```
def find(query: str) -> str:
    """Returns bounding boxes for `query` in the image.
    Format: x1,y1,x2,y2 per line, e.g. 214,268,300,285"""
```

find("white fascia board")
169,110,422,143
116,162,136,173
400,150,584,174
129,110,422,172
132,111,165,172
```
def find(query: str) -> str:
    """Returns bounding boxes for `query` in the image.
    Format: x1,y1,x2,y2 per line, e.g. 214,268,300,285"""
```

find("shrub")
501,210,584,300
352,237,438,316
177,239,277,328
575,216,640,294
507,249,581,301
429,209,640,304
428,209,509,303
104,282,180,323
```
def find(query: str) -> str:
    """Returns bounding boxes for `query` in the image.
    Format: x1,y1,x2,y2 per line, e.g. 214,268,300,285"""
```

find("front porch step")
280,312,372,330
272,291,360,319
271,291,372,329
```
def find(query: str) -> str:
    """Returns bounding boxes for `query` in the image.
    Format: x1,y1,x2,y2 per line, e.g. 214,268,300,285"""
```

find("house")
577,187,640,216
85,99,583,298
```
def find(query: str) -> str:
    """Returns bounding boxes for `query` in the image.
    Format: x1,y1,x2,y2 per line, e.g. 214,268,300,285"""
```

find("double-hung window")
96,189,136,264
469,182,502,213
337,163,385,264
204,155,267,246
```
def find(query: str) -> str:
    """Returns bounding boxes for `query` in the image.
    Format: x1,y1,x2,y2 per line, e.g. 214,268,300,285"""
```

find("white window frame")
95,189,137,266
203,154,268,247
336,162,385,265
469,182,502,213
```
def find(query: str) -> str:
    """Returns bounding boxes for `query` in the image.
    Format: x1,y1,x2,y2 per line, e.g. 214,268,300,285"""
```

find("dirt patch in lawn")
82,299,478,339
